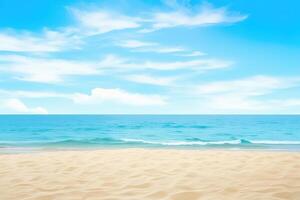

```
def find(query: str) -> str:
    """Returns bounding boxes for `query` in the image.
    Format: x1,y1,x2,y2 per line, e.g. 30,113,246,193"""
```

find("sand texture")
0,149,300,200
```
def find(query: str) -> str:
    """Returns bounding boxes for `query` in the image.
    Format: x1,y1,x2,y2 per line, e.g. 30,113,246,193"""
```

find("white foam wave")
121,139,300,146
250,140,300,145
121,139,243,146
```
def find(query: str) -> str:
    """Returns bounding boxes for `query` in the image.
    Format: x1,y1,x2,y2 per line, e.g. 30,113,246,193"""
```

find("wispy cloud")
71,9,141,35
197,75,296,96
130,58,232,71
70,2,247,34
117,39,206,57
125,74,177,86
0,53,232,84
196,75,300,112
0,1,246,114
0,55,100,83
0,88,166,107
99,54,232,71
0,2,247,54
0,29,81,52
116,39,186,54
142,3,247,32
179,51,206,57
72,88,166,106
117,40,156,48
3,98,48,114
136,46,186,53
0,89,68,98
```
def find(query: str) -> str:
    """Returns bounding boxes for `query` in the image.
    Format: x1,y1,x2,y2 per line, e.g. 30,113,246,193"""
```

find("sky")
0,0,300,114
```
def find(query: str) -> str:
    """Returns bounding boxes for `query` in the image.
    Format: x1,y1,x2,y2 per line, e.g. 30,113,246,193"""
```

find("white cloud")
202,94,268,112
117,40,206,56
72,9,141,35
97,54,129,70
0,89,68,98
0,88,166,107
196,75,300,112
180,51,206,57
0,3,247,54
117,39,186,54
138,46,185,53
3,98,48,114
0,54,232,84
99,54,232,71
133,58,232,71
283,99,300,106
70,2,247,34
147,3,247,31
0,55,100,83
201,95,300,113
0,29,81,52
125,74,177,86
118,40,156,48
72,88,166,106
198,75,295,96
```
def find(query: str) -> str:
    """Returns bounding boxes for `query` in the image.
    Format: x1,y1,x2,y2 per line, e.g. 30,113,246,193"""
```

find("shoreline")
1,149,300,199
1,145,300,155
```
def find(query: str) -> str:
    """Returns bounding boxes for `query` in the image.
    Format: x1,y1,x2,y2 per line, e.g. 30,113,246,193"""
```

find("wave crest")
1,138,300,147
121,138,300,146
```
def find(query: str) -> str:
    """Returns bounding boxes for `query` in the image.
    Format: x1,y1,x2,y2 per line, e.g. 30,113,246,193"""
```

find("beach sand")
0,149,300,200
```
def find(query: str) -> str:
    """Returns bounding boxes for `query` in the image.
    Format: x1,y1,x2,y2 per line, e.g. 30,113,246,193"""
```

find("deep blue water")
1,115,300,151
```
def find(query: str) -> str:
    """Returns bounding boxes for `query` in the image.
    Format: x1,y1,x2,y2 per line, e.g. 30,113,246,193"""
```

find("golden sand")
0,149,300,200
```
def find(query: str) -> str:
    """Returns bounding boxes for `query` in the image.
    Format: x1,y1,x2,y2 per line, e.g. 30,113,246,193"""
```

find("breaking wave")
1,138,300,148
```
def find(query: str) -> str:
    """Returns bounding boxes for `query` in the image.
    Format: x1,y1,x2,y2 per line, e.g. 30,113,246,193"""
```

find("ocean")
1,115,300,152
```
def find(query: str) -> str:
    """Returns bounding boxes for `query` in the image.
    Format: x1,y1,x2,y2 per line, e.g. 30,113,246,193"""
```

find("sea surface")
1,115,300,152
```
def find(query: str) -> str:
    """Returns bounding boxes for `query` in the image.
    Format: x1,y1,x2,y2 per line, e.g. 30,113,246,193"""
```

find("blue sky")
0,0,300,114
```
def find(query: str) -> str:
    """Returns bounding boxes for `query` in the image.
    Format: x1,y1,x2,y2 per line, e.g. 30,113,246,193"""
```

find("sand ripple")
0,150,300,200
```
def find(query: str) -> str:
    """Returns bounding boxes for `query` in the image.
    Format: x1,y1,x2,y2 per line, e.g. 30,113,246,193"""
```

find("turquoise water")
1,115,300,151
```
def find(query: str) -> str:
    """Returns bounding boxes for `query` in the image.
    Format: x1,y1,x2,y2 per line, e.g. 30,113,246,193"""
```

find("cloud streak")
0,29,81,53
0,53,231,84
0,55,100,83
198,75,295,96
0,89,68,98
3,98,48,114
117,39,186,54
69,2,247,35
196,75,300,112
99,54,233,71
71,9,141,35
125,74,177,86
143,3,247,32
72,88,166,106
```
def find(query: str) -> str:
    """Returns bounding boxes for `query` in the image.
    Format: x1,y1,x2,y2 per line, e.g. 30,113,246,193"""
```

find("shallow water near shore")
1,115,300,151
